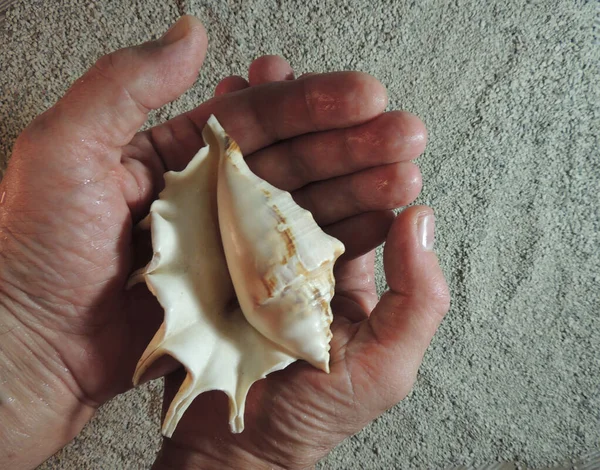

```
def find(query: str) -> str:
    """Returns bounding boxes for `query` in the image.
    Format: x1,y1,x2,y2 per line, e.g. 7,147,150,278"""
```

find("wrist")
0,295,95,468
153,440,316,470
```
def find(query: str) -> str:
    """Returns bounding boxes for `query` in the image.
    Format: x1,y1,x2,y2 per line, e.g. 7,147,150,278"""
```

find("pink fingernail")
417,212,435,251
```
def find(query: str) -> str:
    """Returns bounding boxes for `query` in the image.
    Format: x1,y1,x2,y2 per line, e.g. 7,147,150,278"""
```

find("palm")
0,127,166,403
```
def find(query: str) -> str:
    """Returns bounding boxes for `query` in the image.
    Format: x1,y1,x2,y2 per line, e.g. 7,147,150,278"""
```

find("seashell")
130,116,345,436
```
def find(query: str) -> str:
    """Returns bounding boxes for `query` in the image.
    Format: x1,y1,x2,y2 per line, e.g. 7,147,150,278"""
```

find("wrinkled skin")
0,16,449,470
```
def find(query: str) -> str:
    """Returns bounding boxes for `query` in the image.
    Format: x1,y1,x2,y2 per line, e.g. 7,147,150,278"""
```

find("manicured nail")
417,212,435,251
161,17,188,46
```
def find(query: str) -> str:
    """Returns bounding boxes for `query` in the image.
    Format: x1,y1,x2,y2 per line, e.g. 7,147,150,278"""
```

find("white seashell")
131,116,345,436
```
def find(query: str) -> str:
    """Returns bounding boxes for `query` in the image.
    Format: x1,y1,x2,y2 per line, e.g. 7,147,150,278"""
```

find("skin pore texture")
0,16,448,470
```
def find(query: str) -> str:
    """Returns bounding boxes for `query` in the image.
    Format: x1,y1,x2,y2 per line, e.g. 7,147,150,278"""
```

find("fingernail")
161,17,188,46
417,212,435,251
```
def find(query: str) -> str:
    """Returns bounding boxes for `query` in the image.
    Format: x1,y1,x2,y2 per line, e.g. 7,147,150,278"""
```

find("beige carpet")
0,0,598,469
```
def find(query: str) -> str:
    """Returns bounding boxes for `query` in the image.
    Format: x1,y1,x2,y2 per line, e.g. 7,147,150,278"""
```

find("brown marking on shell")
309,285,332,323
225,136,241,155
295,260,310,277
261,276,278,299
318,296,329,319
271,204,297,263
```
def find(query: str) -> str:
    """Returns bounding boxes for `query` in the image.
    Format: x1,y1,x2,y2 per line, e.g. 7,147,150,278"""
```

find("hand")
153,60,450,469
0,15,448,470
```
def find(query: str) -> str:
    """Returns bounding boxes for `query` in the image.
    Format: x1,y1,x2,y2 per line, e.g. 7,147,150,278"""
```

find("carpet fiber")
0,1,598,468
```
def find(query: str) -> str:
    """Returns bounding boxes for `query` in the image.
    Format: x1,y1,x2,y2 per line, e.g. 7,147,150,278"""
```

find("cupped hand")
0,16,449,469
154,59,450,469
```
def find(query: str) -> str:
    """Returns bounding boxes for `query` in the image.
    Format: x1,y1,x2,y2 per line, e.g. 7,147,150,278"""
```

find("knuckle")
93,51,118,79
301,77,320,131
92,48,133,88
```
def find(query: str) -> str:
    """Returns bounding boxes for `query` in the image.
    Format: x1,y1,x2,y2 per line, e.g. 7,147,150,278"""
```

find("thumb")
353,206,450,397
26,15,207,153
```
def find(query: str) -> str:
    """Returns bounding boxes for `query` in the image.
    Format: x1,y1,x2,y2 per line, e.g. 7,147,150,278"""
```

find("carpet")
0,0,598,468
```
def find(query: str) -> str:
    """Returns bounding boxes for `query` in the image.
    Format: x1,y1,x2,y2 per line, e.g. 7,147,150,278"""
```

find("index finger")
147,72,388,171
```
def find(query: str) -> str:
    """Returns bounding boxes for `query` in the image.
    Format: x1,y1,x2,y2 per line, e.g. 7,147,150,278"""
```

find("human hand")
152,59,450,469
0,14,448,469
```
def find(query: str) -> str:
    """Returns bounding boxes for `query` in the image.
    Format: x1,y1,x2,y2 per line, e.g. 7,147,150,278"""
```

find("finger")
26,16,207,157
332,252,378,323
293,162,422,225
248,55,294,85
354,206,450,391
298,72,318,79
214,75,250,96
325,210,395,260
147,71,388,171
248,111,427,191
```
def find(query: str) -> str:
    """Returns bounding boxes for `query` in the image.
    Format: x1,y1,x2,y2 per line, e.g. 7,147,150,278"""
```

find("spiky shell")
130,116,344,436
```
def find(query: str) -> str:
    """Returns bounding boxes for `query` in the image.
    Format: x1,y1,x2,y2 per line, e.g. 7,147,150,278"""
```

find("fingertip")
188,17,209,65
383,162,422,207
214,75,250,96
379,111,428,158
38,15,209,152
403,112,428,154
248,55,294,85
388,204,432,234
303,71,388,130
158,15,208,84
96,14,208,110
165,15,207,44
385,205,433,263
403,163,423,204
349,71,388,115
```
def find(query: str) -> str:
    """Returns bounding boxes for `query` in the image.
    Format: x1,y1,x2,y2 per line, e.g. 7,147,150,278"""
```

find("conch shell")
130,116,344,436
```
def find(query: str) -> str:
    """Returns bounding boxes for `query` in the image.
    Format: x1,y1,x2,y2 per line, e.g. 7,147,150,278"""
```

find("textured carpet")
0,0,18,20
0,1,598,469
